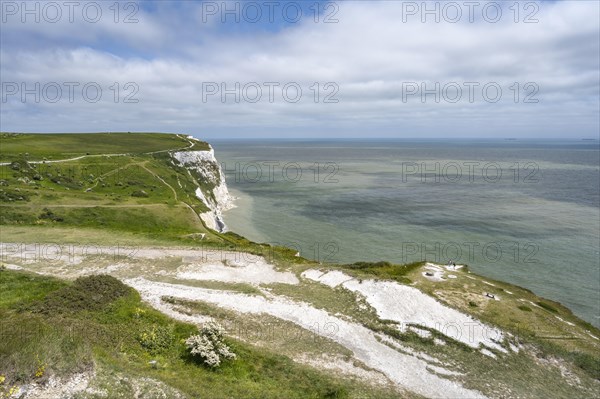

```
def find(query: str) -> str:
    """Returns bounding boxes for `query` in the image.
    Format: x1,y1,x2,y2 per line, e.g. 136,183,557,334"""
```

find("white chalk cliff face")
171,144,235,232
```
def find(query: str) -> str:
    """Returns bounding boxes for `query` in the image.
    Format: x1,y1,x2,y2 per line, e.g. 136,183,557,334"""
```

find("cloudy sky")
1,0,598,139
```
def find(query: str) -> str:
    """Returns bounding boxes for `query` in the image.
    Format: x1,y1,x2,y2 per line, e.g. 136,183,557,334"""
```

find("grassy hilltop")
0,132,210,161
1,133,599,399
0,133,225,244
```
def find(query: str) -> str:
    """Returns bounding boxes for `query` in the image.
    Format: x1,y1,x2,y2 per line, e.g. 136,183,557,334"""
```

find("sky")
0,0,599,139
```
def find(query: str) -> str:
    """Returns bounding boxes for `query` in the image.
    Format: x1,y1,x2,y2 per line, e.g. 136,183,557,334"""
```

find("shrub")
347,261,393,270
138,324,174,354
468,301,478,308
39,208,63,222
185,322,236,367
131,190,149,198
31,275,132,314
0,189,30,202
342,260,424,281
518,305,532,312
572,352,600,380
537,302,558,313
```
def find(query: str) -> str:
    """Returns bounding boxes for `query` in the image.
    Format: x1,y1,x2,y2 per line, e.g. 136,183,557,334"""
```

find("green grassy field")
0,132,209,161
0,133,222,243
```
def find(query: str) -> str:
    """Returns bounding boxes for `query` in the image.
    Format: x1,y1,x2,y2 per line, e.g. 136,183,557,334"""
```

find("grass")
0,268,65,309
266,281,379,327
0,132,315,266
0,269,403,398
28,275,133,314
0,132,208,161
537,301,559,313
339,261,425,284
399,262,600,384
155,278,265,297
162,297,356,361
0,134,218,240
0,225,187,247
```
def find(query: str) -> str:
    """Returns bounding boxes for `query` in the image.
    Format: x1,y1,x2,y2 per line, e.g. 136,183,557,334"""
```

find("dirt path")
3,145,209,229
0,203,186,208
127,277,487,399
139,163,178,202
0,134,196,166
0,153,129,166
0,242,492,397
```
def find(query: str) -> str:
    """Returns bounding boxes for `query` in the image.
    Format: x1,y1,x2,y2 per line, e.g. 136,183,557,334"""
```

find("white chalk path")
302,269,509,354
176,256,299,285
126,277,486,399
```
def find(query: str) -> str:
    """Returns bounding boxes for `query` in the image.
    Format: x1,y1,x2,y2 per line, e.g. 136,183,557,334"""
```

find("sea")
211,139,600,328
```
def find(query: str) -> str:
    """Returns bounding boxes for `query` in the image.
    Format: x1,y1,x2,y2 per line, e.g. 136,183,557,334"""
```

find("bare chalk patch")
303,269,511,355
176,255,298,285
126,277,486,399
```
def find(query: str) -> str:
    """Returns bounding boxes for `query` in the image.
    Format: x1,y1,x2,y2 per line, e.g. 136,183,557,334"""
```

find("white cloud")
1,0,598,138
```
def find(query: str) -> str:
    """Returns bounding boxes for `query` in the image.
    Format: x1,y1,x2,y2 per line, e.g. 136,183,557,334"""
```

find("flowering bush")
185,322,236,368
0,374,19,399
138,324,174,354
34,356,46,378
133,307,147,318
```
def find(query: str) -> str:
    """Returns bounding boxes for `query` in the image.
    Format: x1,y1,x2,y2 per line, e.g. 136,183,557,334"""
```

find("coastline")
213,140,600,329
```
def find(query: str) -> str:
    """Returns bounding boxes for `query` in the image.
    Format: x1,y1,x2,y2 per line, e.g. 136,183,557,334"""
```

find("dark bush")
572,352,600,380
131,190,149,198
31,275,132,314
0,190,30,202
342,261,424,282
346,261,393,270
537,302,558,313
39,208,63,222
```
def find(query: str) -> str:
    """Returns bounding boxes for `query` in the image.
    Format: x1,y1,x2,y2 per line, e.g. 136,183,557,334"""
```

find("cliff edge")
171,139,235,232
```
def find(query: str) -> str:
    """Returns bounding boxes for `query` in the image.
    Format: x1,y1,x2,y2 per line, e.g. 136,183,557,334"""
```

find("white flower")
185,322,236,367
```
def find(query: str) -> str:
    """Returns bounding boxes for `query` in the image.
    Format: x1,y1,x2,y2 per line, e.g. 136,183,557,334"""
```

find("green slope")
0,132,209,161
0,270,400,399
0,133,223,242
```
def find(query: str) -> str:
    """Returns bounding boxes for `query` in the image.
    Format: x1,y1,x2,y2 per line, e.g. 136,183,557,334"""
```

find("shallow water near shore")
213,139,600,327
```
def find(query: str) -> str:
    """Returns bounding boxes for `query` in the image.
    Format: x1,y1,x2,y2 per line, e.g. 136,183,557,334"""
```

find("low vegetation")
29,275,132,314
0,269,401,398
339,260,425,284
185,322,237,368
0,132,209,162
0,133,216,242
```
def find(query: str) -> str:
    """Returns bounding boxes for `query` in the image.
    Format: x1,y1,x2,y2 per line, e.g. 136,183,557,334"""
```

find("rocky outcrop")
171,143,234,232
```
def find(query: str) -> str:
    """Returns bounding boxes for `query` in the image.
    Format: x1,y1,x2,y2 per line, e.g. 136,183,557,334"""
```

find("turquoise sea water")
212,139,600,327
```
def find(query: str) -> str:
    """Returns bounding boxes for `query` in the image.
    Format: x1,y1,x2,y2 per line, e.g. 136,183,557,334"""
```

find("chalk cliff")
171,143,234,232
